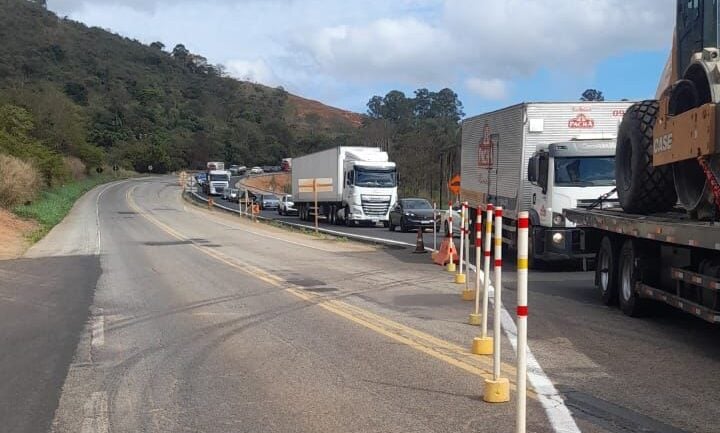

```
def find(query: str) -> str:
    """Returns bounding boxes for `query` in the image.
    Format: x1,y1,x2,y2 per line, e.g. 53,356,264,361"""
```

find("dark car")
258,194,280,210
388,198,438,232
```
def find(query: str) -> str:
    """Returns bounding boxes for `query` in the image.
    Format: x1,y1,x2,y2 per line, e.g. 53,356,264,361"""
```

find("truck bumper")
349,204,389,222
534,227,598,262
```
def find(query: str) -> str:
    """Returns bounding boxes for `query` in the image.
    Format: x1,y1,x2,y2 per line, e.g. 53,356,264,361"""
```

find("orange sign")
448,175,461,195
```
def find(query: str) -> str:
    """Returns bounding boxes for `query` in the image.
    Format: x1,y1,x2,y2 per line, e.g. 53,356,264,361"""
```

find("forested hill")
0,0,362,176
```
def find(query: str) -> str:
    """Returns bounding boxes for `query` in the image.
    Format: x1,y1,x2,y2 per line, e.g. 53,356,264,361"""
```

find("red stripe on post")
494,259,502,267
486,204,494,211
495,208,503,217
517,306,528,317
484,251,491,257
518,218,529,229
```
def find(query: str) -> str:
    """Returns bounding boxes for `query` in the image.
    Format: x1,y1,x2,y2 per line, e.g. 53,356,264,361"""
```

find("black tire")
400,218,408,232
596,236,618,305
615,100,677,214
388,217,395,231
618,239,647,317
344,206,352,227
382,221,389,228
527,225,543,270
444,221,450,237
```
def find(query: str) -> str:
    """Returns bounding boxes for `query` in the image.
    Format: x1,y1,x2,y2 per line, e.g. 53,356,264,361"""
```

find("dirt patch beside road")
0,209,38,259
240,173,290,194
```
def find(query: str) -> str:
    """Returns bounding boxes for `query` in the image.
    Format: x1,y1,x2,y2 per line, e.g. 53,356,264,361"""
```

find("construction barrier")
446,202,456,272
469,205,483,325
413,229,427,254
456,202,466,284
516,211,529,432
484,206,509,403
472,204,494,355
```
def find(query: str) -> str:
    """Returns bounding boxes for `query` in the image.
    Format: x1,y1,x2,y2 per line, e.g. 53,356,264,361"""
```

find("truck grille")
361,195,390,217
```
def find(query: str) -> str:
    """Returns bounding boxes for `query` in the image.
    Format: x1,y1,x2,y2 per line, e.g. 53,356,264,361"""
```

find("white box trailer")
291,146,398,226
460,101,633,263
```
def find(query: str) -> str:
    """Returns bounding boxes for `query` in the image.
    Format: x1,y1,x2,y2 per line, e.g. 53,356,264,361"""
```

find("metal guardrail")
185,189,436,251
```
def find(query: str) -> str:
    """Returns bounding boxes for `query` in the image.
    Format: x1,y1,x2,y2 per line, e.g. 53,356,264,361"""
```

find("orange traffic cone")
432,236,458,266
413,230,427,254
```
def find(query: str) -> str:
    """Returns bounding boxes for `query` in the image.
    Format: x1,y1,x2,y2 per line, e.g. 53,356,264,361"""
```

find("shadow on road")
0,255,101,433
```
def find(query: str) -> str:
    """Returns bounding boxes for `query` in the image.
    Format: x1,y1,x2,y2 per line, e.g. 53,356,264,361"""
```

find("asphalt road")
2,176,720,433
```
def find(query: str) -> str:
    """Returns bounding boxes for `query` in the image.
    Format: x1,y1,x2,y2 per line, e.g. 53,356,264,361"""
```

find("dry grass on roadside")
0,154,42,208
63,156,86,181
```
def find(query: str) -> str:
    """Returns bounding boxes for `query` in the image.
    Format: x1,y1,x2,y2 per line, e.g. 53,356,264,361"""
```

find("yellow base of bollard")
483,377,510,403
471,336,493,355
468,313,482,325
454,273,467,284
460,289,475,301
446,262,456,273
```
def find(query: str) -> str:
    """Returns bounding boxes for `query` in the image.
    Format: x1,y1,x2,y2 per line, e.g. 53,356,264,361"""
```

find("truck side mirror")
527,156,538,183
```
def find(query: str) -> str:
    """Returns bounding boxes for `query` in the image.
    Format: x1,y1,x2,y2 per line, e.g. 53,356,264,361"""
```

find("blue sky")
47,0,675,117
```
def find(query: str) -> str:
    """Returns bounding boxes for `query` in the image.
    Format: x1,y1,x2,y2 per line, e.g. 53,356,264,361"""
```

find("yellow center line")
126,185,535,398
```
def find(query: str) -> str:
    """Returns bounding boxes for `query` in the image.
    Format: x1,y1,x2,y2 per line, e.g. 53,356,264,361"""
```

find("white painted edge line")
91,313,104,348
479,268,581,433
80,391,109,433
95,179,135,255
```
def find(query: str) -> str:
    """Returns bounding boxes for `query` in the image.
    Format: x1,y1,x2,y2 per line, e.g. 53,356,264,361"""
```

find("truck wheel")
618,239,647,317
527,226,542,270
596,236,618,305
344,206,352,227
615,100,677,214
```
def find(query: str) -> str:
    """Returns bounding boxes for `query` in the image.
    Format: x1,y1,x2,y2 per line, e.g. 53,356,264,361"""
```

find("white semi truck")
460,101,633,267
204,162,230,196
291,147,398,226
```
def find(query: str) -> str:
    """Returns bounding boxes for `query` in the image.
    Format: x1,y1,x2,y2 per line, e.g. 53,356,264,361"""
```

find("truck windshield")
355,167,396,187
554,157,615,187
210,174,228,181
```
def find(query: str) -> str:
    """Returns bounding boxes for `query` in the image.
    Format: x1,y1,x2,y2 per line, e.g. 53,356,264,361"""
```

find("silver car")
278,194,298,216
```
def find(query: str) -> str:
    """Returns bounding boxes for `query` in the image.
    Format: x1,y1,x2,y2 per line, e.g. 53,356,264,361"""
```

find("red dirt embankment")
240,173,290,194
0,209,38,259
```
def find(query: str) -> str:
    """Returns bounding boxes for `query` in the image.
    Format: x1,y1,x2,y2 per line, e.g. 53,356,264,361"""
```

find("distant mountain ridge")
0,0,362,173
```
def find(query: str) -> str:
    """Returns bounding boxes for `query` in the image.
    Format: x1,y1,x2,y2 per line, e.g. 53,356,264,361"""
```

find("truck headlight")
552,232,564,244
552,212,565,227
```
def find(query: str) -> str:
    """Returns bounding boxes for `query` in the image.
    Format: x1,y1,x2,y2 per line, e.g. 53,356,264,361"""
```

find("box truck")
460,101,633,267
292,147,397,226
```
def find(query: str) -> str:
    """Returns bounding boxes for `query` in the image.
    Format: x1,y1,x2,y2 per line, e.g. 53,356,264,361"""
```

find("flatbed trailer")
565,207,720,323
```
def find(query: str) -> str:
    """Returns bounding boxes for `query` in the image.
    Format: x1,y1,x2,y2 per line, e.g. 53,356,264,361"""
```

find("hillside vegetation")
0,0,361,186
0,0,462,210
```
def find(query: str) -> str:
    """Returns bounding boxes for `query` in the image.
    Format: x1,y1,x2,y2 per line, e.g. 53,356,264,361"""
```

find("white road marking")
95,180,131,255
91,313,104,348
478,268,582,433
80,392,109,433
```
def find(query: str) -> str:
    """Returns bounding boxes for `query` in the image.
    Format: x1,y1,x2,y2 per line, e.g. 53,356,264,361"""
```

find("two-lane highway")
2,176,720,433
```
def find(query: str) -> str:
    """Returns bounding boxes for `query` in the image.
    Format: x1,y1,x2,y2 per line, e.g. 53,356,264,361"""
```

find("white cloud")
290,0,674,90
46,0,676,107
225,59,279,86
465,78,508,100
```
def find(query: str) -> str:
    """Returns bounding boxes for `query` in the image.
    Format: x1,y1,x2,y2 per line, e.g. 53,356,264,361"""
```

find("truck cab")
527,139,617,263
205,170,230,196
342,159,397,225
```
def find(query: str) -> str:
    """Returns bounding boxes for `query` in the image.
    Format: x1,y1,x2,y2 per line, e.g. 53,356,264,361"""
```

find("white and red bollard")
516,211,530,431
484,206,509,403
456,202,467,284
472,204,494,355
469,205,483,324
